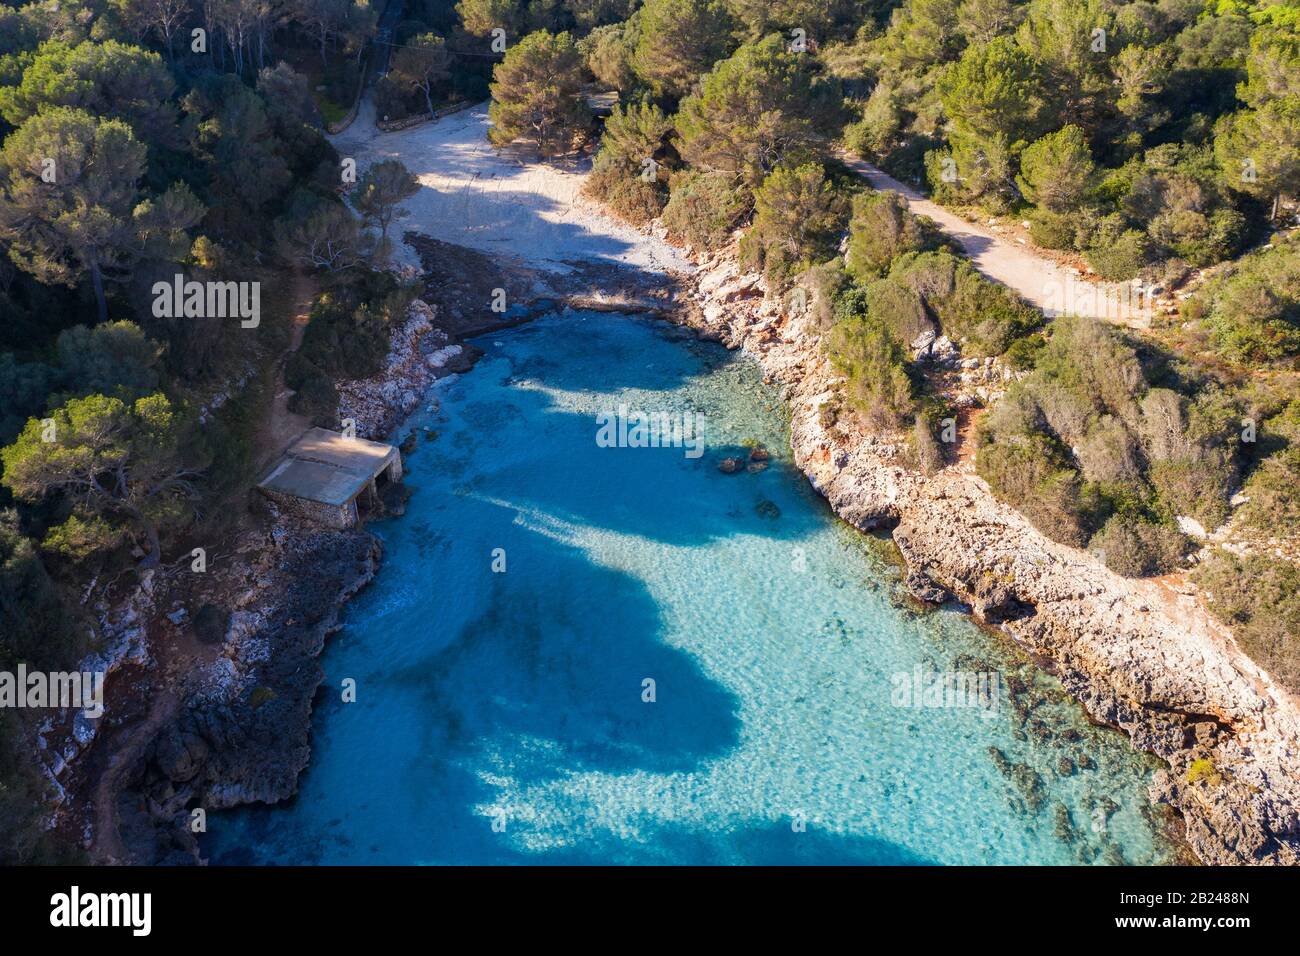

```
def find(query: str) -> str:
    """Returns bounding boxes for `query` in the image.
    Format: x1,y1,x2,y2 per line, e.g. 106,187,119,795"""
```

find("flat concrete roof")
288,427,399,477
258,428,399,507
259,457,366,507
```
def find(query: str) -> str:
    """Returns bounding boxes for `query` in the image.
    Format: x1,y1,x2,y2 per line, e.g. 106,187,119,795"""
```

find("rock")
910,328,938,361
755,499,781,520
905,569,949,604
930,335,959,366
380,481,412,516
746,461,768,474
716,274,762,302
988,746,1013,776
718,457,744,474
400,432,418,454
1053,803,1077,844
1056,756,1076,777
192,605,229,645
749,445,770,463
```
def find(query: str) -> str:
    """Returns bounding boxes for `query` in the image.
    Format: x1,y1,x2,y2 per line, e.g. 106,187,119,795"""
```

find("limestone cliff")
680,248,1300,866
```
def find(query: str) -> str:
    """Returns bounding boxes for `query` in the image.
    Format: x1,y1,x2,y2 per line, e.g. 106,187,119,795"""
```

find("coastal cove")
201,309,1179,865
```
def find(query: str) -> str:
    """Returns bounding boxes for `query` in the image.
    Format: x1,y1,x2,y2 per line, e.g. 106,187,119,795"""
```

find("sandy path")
253,270,315,476
840,156,1142,323
331,102,692,277
332,91,1139,325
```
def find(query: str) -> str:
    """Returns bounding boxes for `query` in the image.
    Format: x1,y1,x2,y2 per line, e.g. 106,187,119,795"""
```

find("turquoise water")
205,311,1177,865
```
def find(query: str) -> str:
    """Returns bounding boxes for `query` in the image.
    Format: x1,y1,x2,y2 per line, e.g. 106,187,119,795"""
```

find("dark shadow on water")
469,310,742,396
394,524,742,777
202,515,751,865
200,304,871,866
422,321,822,549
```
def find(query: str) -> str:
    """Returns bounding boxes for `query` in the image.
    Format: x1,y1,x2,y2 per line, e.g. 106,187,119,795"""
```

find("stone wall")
259,489,357,529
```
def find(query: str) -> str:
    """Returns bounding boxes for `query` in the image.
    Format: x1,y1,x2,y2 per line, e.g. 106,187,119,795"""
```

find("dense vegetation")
0,0,432,862
560,0,1299,689
0,0,1297,859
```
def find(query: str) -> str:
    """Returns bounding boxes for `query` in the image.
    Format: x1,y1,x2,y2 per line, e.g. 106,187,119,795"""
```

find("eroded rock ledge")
678,246,1300,866
58,297,455,864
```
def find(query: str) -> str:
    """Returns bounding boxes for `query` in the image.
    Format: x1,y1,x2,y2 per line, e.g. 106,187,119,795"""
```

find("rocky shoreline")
675,245,1300,866
54,229,1298,865
53,293,481,863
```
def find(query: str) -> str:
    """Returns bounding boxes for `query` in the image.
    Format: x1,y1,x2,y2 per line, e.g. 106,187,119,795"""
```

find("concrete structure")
257,428,403,528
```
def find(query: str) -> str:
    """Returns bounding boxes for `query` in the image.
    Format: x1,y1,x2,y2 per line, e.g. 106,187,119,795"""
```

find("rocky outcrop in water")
680,247,1300,866
121,523,380,864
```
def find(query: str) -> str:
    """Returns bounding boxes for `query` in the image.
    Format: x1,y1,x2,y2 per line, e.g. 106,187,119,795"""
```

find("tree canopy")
488,30,592,155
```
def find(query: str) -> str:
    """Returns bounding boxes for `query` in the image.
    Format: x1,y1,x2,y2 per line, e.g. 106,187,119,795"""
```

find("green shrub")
1191,234,1300,365
800,259,851,333
1088,514,1189,577
285,358,340,426
583,101,674,225
55,321,161,401
911,403,952,475
1193,550,1300,695
0,511,80,667
285,271,413,426
865,277,932,345
41,513,124,561
845,190,941,281
870,251,1042,357
940,267,1041,356
586,163,667,224
661,170,748,251
1016,125,1094,214
975,317,1234,563
296,272,412,382
1003,333,1046,370
1028,210,1077,250
738,163,848,286
1237,447,1300,538
1140,387,1238,528
1032,316,1145,422
976,432,1090,547
0,354,54,446
1149,458,1234,529
1076,416,1143,483
1085,227,1152,281
824,313,915,427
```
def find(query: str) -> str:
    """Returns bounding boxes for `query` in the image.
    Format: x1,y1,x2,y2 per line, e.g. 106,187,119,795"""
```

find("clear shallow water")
205,311,1177,865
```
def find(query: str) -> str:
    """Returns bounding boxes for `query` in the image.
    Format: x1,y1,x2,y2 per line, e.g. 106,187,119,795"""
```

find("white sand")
331,100,693,276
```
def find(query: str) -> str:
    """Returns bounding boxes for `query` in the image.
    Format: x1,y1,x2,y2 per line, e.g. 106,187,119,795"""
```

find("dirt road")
841,156,1143,323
